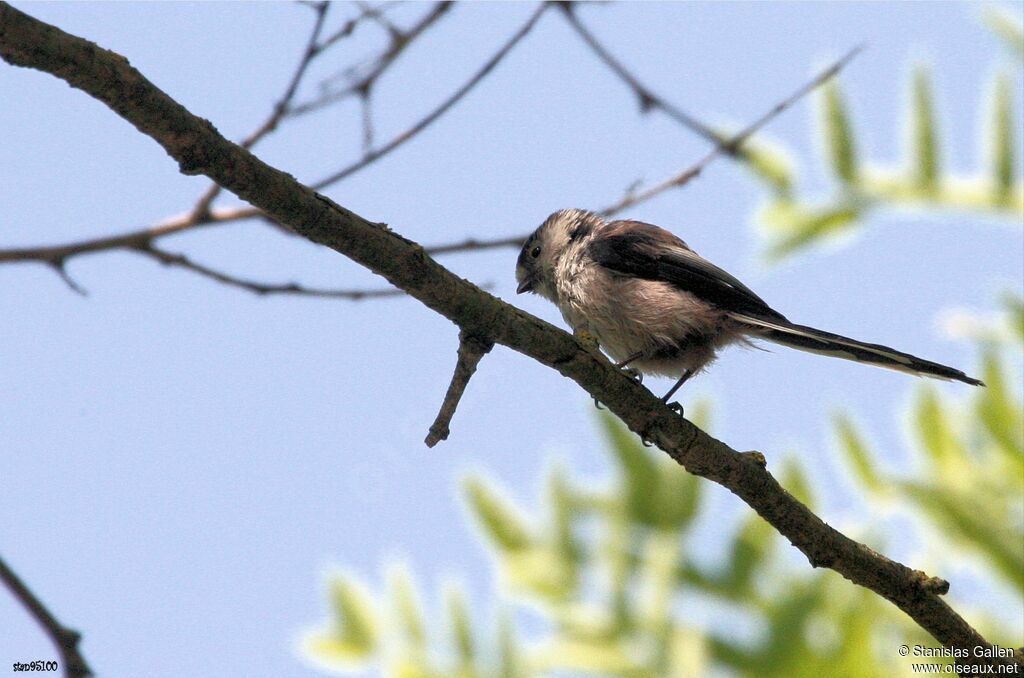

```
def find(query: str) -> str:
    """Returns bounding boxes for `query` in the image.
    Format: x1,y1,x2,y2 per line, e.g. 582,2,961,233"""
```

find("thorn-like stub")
913,570,950,595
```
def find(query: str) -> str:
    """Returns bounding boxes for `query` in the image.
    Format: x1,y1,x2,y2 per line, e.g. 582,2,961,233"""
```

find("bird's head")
516,208,602,301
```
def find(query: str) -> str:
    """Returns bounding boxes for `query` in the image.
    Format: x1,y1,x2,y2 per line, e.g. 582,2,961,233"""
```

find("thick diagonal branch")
1,5,1018,674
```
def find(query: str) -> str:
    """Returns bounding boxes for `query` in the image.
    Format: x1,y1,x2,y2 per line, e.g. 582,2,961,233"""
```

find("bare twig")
0,555,92,678
558,2,727,150
425,235,528,255
139,246,405,300
190,2,332,220
288,2,453,117
315,2,402,54
419,45,865,256
425,330,494,447
605,43,868,203
2,8,1020,672
50,259,88,296
308,3,548,191
0,3,544,292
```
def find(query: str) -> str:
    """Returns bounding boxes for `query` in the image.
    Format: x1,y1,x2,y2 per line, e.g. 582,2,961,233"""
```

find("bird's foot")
664,401,685,417
592,396,604,410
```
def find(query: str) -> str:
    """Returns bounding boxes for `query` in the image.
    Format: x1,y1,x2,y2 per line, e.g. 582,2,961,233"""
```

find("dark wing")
589,220,786,320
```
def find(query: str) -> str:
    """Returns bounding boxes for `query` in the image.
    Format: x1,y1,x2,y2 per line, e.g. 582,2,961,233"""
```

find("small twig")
315,2,399,54
242,1,330,149
50,259,87,296
289,2,453,117
0,554,92,678
416,45,865,256
140,246,406,300
359,87,374,151
355,0,402,37
190,1,332,221
424,235,528,256
0,1,544,286
309,2,548,191
599,43,866,215
559,2,727,150
425,330,494,447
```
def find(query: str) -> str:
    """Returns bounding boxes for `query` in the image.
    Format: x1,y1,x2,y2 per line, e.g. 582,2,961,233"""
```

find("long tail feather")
731,314,984,386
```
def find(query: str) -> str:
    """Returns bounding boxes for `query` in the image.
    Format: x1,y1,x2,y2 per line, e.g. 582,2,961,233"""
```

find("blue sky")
1,3,1021,676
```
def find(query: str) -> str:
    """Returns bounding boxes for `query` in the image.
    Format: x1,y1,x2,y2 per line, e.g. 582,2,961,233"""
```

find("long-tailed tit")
515,209,982,404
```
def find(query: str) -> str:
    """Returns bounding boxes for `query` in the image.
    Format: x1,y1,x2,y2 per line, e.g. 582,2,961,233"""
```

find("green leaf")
759,198,863,261
903,483,1024,592
984,7,1024,60
756,575,828,672
546,463,581,564
599,411,703,532
462,475,532,552
1005,293,1024,341
532,637,639,675
504,545,578,601
820,80,859,184
496,609,523,678
598,411,660,526
445,583,475,666
685,398,713,433
988,72,1017,205
389,565,426,649
833,413,884,492
976,349,1024,459
743,138,796,198
652,457,703,533
724,512,774,596
778,456,815,510
909,65,940,192
641,530,684,629
304,575,378,666
913,386,960,467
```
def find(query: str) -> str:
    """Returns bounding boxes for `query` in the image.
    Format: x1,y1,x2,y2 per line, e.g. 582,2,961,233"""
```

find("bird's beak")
516,279,534,294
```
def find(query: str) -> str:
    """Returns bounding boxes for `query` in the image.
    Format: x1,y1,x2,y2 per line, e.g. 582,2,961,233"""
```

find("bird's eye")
530,246,541,258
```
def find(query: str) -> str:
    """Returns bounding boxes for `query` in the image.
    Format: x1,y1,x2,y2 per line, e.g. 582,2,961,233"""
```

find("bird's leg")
615,352,645,384
661,370,693,415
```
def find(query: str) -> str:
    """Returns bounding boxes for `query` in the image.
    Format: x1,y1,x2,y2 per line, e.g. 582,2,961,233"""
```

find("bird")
515,208,983,406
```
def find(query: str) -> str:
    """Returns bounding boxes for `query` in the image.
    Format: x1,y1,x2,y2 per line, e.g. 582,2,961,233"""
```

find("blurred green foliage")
746,12,1023,261
302,9,1023,677
302,308,1022,675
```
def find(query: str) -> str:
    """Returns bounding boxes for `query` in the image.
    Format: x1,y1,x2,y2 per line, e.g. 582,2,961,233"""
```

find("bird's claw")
665,401,685,417
593,396,604,410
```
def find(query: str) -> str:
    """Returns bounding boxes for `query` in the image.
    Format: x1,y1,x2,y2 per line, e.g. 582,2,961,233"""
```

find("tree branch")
138,245,405,300
558,2,726,149
189,0,333,220
287,2,453,117
426,330,494,447
0,554,91,678
0,3,544,291
419,45,864,257
1,5,1018,674
306,3,549,191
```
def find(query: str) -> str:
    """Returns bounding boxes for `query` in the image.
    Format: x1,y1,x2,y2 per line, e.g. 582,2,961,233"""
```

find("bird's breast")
559,269,735,376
